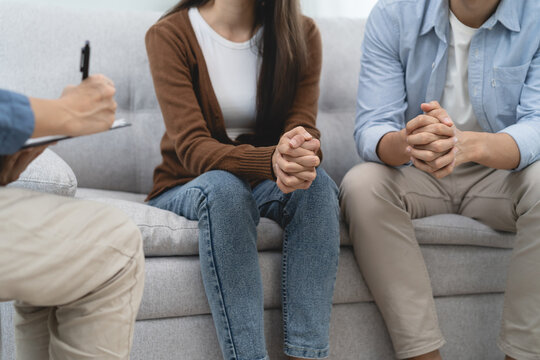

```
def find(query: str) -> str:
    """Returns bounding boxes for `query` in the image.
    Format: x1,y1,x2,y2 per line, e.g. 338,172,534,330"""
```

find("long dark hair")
162,0,308,145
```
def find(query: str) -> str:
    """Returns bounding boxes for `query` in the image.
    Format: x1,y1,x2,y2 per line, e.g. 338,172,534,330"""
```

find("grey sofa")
0,2,514,359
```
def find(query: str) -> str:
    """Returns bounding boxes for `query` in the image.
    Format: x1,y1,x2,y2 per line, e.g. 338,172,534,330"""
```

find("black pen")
80,41,90,80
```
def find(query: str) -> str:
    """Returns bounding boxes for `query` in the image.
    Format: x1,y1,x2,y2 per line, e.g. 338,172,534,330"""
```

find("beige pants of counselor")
340,161,540,360
0,188,144,360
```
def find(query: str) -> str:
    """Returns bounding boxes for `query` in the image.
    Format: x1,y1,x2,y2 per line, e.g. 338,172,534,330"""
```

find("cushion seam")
13,179,75,188
137,224,198,230
415,223,513,235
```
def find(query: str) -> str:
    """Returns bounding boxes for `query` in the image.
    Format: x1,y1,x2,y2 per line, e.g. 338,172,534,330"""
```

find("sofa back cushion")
0,2,364,194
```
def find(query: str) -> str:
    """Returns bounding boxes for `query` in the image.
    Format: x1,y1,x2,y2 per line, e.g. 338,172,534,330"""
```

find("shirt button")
432,62,435,69
475,49,479,58
492,79,496,87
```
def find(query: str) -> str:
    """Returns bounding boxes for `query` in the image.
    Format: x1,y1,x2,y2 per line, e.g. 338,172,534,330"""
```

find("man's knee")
340,162,398,202
90,201,143,259
515,161,540,213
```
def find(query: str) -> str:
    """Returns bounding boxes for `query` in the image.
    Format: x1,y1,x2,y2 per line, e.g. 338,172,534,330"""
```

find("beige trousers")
0,188,145,360
340,161,540,360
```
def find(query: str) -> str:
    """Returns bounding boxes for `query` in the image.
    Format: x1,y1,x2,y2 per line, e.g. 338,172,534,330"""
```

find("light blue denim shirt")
0,89,35,155
355,0,540,171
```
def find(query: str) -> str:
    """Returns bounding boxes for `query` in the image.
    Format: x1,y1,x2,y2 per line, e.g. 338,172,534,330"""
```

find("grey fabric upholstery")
132,294,504,360
76,189,514,256
7,149,78,197
0,2,513,359
135,246,510,321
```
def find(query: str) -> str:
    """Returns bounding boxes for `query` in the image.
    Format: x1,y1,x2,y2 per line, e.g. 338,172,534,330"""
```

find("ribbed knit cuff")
237,146,276,181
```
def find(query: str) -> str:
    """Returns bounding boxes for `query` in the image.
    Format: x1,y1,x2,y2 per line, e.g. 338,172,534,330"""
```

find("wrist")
53,98,78,135
377,129,410,166
29,98,73,137
396,128,411,164
462,131,486,164
271,148,278,180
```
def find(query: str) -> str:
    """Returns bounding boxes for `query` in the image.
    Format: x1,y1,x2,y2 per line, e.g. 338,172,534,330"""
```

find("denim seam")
284,343,330,351
253,187,291,344
237,356,269,360
195,187,239,360
284,342,330,359
281,205,291,346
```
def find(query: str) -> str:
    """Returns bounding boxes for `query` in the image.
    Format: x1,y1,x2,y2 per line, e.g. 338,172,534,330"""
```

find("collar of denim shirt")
419,0,522,41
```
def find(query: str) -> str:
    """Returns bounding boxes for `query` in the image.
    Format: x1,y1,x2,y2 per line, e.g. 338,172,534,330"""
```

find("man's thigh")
459,161,540,232
340,162,454,220
0,187,140,305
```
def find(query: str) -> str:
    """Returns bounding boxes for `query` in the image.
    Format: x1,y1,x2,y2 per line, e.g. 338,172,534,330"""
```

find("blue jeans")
149,168,340,360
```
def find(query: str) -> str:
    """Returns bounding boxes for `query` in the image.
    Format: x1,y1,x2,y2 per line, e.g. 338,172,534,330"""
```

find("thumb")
421,101,440,113
421,101,454,127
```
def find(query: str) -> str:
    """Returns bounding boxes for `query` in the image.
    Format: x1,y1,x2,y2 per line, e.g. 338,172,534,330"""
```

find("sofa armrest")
0,301,15,360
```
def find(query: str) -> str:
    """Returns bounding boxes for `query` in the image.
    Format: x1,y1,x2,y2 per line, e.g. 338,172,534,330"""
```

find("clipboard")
22,119,131,148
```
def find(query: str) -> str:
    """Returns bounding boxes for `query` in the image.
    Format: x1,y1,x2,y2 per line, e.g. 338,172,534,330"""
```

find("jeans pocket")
493,62,531,117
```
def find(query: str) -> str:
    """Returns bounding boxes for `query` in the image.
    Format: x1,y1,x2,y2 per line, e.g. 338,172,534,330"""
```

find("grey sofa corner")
0,2,513,359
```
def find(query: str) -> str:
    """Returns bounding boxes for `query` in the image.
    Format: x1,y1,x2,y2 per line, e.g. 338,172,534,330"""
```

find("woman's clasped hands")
272,126,320,193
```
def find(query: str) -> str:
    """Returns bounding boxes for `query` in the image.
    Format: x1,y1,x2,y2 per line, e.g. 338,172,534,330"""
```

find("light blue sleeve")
0,89,35,155
499,47,540,171
354,4,407,163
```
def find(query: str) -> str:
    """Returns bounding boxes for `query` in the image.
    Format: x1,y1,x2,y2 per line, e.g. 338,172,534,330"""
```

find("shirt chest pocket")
493,62,531,117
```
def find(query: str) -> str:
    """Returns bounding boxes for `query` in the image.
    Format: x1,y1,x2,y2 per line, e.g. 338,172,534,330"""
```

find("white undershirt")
440,11,482,132
189,8,261,140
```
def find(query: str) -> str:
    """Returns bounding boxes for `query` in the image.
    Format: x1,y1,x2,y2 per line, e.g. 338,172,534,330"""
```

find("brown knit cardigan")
145,9,323,201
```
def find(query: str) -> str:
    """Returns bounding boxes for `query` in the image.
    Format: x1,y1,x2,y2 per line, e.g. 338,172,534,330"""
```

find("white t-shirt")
440,11,482,132
189,7,262,140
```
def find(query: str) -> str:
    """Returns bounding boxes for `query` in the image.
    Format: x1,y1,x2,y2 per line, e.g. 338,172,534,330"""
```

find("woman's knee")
289,168,340,222
200,170,254,208
311,168,339,194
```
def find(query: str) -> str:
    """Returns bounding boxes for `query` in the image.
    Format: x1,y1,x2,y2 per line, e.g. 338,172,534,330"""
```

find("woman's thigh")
149,170,257,222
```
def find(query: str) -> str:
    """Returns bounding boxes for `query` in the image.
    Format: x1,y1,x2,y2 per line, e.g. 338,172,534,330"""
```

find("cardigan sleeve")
146,23,275,183
282,17,323,161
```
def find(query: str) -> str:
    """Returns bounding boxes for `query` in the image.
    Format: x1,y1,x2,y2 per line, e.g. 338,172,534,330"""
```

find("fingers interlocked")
273,126,320,193
406,102,458,178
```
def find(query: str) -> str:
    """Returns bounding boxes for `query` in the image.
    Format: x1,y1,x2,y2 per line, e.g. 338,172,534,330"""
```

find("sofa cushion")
136,246,511,320
7,149,77,197
414,214,515,249
76,188,515,257
77,188,286,256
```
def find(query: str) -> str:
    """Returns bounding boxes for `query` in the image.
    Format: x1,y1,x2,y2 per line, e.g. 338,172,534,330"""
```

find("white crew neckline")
449,11,478,36
190,8,262,50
